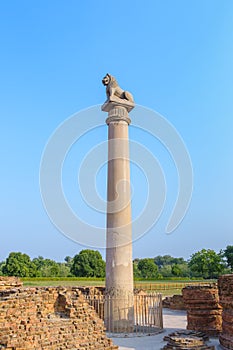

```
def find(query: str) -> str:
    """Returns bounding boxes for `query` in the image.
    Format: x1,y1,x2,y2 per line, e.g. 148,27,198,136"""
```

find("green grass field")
23,279,105,287
22,278,215,297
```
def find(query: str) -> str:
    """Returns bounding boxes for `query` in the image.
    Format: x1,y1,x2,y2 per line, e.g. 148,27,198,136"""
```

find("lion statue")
102,73,134,103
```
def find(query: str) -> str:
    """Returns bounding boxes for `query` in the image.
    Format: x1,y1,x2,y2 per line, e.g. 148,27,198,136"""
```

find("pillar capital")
105,106,131,125
102,97,134,125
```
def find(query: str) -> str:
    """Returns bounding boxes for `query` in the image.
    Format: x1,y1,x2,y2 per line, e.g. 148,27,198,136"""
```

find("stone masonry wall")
218,274,233,349
0,281,118,350
162,295,186,310
182,285,222,336
0,277,22,291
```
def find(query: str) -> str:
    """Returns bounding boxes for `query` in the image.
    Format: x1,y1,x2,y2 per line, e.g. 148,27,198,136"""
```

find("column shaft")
104,106,134,333
106,120,133,296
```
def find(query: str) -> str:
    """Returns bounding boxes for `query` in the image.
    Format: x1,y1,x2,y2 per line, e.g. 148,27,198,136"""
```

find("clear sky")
0,0,232,262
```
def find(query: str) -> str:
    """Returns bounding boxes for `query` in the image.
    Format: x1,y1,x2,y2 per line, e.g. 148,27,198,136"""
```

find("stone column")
102,98,134,333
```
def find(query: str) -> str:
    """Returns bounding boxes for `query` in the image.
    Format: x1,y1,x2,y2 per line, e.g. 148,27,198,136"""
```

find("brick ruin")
182,285,222,336
162,295,186,310
1,275,233,349
0,278,118,350
0,277,22,290
162,330,214,350
218,274,233,350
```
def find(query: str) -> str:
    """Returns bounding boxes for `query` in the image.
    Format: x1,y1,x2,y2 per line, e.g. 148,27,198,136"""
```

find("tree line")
0,246,233,279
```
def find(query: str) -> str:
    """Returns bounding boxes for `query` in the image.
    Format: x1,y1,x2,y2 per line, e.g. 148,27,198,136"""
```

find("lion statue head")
102,73,118,87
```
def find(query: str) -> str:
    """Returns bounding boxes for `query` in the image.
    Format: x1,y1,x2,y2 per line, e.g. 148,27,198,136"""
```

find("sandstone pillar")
102,74,135,333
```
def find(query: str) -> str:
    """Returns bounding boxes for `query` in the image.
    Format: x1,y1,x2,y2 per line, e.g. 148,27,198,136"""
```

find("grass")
23,279,105,287
22,278,215,297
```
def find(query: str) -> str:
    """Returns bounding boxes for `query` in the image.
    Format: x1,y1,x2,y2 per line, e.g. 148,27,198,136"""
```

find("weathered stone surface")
102,73,134,108
163,295,186,310
0,276,22,290
182,285,222,336
77,286,105,296
218,274,233,349
0,282,118,350
162,330,214,349
103,80,134,332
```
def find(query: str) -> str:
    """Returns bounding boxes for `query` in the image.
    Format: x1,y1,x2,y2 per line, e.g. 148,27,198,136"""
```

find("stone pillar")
102,98,134,333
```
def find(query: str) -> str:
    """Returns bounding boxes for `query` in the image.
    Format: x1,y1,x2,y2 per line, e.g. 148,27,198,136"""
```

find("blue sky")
0,1,232,262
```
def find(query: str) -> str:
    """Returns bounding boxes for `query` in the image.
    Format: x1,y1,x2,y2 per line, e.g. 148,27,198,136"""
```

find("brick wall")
0,277,22,290
182,285,222,336
0,279,118,350
218,274,233,349
162,295,186,310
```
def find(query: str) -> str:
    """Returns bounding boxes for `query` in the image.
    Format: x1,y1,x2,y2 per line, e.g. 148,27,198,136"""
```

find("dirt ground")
112,309,221,350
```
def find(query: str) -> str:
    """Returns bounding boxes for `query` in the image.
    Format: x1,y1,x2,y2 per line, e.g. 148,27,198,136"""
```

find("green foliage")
171,264,182,277
57,263,71,277
152,255,190,278
133,255,191,279
32,257,60,277
224,245,233,271
70,250,105,278
137,258,158,279
32,257,72,277
154,255,186,268
64,256,73,268
0,261,5,276
1,250,105,278
0,246,231,280
133,259,141,278
177,263,190,277
2,252,37,277
188,249,226,279
159,264,173,278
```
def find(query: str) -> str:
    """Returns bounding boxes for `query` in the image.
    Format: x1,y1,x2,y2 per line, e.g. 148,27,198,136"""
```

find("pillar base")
104,292,134,333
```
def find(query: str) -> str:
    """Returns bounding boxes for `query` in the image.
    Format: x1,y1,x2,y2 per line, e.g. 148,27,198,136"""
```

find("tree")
159,264,173,278
171,264,182,277
224,246,233,271
133,259,141,278
32,256,45,270
154,255,186,268
64,256,73,268
33,257,64,277
154,255,173,268
40,259,59,277
70,250,105,278
0,261,5,276
57,263,70,277
153,255,189,278
173,263,190,277
137,258,158,279
2,252,37,277
188,249,225,279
